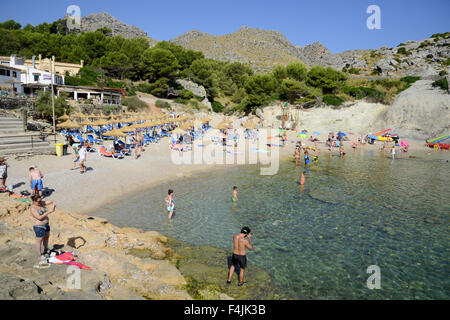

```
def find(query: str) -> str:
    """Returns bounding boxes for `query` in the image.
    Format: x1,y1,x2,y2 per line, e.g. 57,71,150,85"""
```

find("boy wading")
227,227,253,286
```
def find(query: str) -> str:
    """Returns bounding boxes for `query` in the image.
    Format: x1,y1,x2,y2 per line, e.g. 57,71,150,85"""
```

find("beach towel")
49,252,91,270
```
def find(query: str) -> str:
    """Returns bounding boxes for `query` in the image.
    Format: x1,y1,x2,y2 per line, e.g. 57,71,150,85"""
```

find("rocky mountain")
79,12,158,45
171,26,304,73
171,26,449,78
338,35,450,79
78,13,449,78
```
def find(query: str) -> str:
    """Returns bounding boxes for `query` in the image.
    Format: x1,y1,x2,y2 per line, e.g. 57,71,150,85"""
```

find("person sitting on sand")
232,186,238,203
29,166,44,197
30,194,56,268
0,157,9,188
165,189,175,220
227,227,253,287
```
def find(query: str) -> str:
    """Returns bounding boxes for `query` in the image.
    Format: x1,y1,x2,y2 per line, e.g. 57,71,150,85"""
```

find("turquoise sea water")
94,150,450,299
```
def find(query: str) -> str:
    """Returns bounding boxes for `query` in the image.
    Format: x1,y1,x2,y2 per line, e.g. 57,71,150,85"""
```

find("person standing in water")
227,227,253,286
391,145,396,159
300,171,306,186
232,186,238,202
165,189,175,220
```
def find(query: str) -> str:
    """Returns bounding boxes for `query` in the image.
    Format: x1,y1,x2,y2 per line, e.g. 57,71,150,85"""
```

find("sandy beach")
3,126,433,215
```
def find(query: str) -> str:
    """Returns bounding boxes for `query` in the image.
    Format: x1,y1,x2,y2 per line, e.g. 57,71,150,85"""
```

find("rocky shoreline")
0,192,229,300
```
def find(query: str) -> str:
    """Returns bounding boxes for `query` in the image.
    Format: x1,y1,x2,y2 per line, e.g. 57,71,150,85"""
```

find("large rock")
176,79,212,110
382,80,450,139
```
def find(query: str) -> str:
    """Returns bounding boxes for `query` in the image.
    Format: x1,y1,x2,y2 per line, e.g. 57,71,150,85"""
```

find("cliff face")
382,80,450,139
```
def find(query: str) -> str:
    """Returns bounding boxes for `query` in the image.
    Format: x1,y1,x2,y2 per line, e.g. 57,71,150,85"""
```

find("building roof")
0,65,22,72
55,85,123,94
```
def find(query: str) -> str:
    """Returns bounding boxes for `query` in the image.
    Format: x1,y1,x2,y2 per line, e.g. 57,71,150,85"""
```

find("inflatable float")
428,143,450,150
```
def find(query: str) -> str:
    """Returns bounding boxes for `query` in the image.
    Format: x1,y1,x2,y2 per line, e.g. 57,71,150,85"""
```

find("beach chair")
76,135,87,144
143,134,158,144
160,130,172,137
98,146,124,159
117,140,135,149
87,135,103,145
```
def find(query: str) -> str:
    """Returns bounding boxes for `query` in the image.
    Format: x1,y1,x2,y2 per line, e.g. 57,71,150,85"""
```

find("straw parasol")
56,119,80,129
244,120,256,130
87,113,99,119
107,128,128,138
171,127,186,135
57,114,70,121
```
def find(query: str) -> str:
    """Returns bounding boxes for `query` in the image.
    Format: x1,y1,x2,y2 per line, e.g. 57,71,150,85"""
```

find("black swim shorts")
232,254,247,269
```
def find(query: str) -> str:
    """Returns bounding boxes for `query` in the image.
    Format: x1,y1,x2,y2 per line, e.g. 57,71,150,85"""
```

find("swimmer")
391,145,396,159
232,186,238,202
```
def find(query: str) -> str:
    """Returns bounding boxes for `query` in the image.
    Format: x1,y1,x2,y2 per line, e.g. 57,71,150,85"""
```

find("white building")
6,55,64,96
0,65,23,94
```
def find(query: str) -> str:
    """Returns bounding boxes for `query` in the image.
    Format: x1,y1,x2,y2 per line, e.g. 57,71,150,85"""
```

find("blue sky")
1,0,449,53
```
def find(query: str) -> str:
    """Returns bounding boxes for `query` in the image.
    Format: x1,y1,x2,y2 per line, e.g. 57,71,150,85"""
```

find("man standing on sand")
227,227,253,286
29,166,44,197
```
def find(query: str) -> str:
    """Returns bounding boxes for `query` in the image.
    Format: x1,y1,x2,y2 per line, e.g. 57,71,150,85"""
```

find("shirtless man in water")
227,227,253,286
30,194,56,267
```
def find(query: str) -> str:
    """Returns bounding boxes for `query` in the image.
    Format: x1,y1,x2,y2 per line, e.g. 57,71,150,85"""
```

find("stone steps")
0,117,54,156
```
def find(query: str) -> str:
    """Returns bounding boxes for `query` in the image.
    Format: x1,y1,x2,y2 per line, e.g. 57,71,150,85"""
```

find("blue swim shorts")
33,224,50,238
31,179,43,191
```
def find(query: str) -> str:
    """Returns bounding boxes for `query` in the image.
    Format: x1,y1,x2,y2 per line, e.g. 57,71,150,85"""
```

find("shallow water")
94,149,450,299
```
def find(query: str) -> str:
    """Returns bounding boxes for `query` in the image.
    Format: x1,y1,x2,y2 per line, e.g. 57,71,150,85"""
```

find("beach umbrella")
107,128,128,138
337,132,347,138
244,120,256,130
171,127,186,135
56,119,80,129
313,132,321,135
57,114,70,121
87,113,99,119
400,140,409,147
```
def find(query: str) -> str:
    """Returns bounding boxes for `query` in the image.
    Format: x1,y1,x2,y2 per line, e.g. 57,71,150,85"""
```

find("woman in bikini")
30,194,56,267
165,189,175,220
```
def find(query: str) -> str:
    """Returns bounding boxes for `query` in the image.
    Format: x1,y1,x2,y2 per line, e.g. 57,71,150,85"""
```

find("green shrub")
181,89,194,99
439,70,448,76
400,76,421,84
432,78,449,91
136,83,153,94
104,105,120,115
397,43,406,47
343,86,385,103
211,101,224,113
397,47,412,56
347,68,360,75
323,95,345,106
155,100,171,109
443,58,450,66
122,96,148,112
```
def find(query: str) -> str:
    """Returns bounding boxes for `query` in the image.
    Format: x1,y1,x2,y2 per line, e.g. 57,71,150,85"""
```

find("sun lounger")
98,146,124,159
87,135,103,144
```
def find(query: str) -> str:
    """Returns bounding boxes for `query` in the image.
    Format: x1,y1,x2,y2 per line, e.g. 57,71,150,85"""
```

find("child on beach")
391,145,396,159
71,145,79,170
165,189,175,220
232,186,238,202
0,157,9,188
